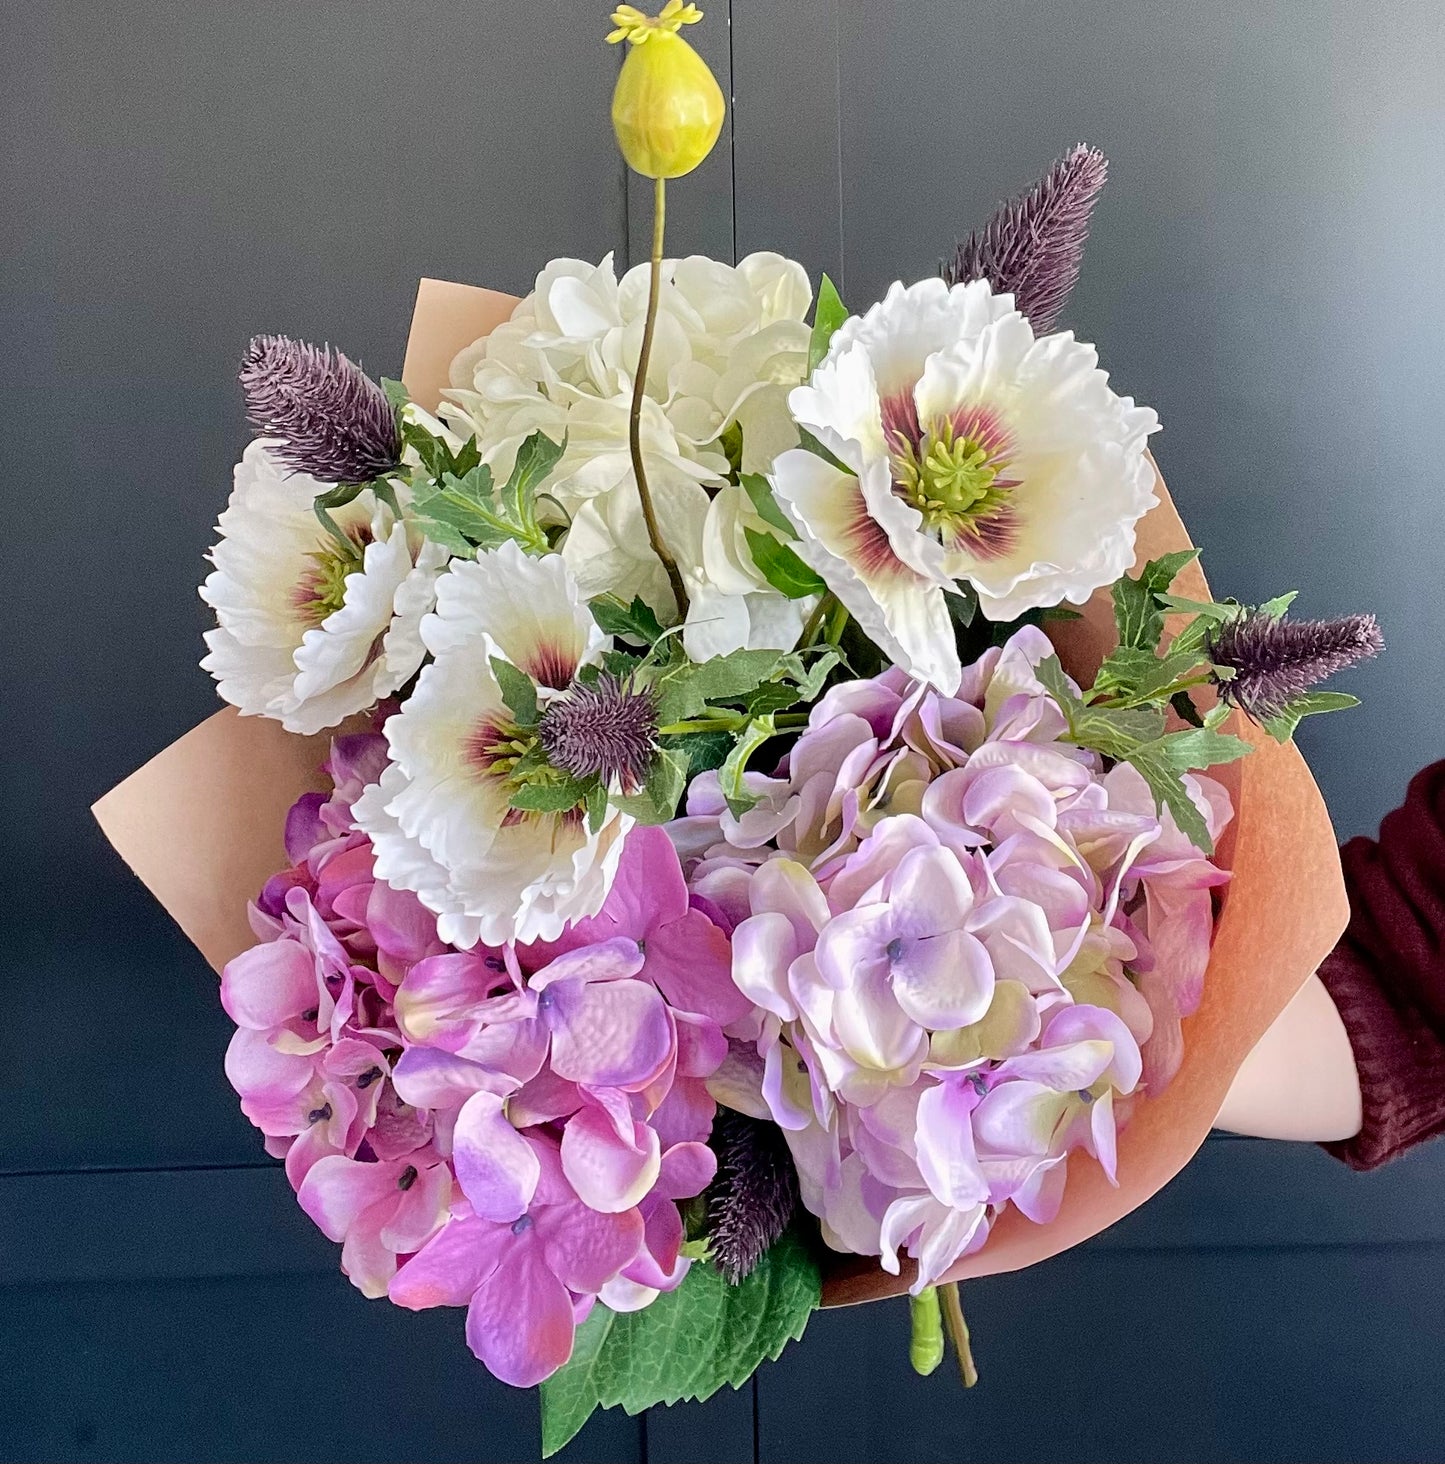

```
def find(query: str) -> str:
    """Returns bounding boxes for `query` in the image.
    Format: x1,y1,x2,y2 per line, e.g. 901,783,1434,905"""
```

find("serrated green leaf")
739,471,797,538
489,656,539,727
591,594,667,645
1125,727,1253,853
615,747,690,825
744,529,828,600
652,650,784,727
1112,550,1202,651
380,377,410,412
664,728,735,780
539,1228,821,1458
1156,594,1236,621
1032,654,1085,712
501,430,565,524
1092,644,1208,705
509,780,588,813
807,274,848,374
410,513,476,557
1072,703,1168,759
1261,690,1360,744
1257,590,1299,620
1126,743,1216,853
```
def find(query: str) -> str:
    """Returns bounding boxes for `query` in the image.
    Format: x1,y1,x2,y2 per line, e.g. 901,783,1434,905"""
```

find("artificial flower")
354,541,633,948
770,276,1160,689
201,440,446,734
437,251,814,653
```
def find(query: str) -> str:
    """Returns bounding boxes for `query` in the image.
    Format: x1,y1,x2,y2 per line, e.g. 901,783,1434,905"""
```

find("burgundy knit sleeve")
1319,761,1445,1170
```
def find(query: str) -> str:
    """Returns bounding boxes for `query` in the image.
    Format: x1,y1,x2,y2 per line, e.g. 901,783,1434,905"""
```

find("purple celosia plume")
539,674,659,793
705,1108,799,1284
240,334,402,485
1210,611,1384,721
944,144,1108,334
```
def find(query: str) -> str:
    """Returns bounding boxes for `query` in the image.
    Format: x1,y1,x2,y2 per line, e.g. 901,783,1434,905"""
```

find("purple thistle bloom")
944,144,1109,334
537,674,658,794
705,1109,798,1284
240,334,401,485
1210,611,1384,721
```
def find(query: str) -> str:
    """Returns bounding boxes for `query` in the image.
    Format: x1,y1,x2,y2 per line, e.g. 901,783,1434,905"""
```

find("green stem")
824,597,850,646
628,175,689,620
797,592,835,649
939,1282,978,1388
909,1287,945,1376
659,711,809,737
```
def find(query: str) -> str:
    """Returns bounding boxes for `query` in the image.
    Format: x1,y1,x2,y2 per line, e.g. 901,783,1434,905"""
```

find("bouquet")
95,5,1382,1452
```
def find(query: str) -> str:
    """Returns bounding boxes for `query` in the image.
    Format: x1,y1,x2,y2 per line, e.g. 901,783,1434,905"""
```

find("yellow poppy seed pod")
607,3,725,180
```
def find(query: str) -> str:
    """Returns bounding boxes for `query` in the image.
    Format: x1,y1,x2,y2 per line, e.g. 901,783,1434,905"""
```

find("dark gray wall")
4,2,1443,1461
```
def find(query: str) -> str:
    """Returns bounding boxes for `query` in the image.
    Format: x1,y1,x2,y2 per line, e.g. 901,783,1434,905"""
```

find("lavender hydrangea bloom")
1209,610,1384,721
677,628,1232,1292
240,334,401,485
944,144,1108,334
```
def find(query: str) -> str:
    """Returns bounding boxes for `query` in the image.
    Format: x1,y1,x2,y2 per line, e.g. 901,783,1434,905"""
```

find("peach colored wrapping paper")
92,279,1350,1309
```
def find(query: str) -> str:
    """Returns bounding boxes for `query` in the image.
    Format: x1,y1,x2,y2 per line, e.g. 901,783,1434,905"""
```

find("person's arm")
1217,761,1445,1168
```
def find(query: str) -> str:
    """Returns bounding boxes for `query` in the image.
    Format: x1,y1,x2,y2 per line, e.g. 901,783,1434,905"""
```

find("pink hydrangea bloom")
675,629,1231,1292
218,739,732,1386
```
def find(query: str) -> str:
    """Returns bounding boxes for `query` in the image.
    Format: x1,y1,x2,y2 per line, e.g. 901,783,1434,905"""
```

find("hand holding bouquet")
96,5,1381,1451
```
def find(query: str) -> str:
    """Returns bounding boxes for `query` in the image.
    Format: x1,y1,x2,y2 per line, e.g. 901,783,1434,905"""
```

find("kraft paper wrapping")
92,279,1349,1308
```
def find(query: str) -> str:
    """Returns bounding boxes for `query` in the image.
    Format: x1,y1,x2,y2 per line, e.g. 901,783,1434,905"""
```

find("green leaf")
795,426,855,477
590,594,667,645
745,529,828,600
807,274,848,374
944,585,978,630
380,377,410,412
652,650,784,726
739,471,797,539
615,747,690,825
1156,594,1236,622
408,512,475,558
718,718,777,817
539,1228,821,1458
1170,690,1205,728
1257,590,1299,620
586,778,609,835
501,430,566,524
1092,644,1208,705
1125,727,1253,853
1261,690,1360,744
664,728,735,780
1112,549,1202,651
489,656,539,727
509,780,588,813
314,480,368,510
719,420,745,478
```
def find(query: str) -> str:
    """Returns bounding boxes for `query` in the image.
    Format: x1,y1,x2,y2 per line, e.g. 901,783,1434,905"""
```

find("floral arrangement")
97,4,1383,1453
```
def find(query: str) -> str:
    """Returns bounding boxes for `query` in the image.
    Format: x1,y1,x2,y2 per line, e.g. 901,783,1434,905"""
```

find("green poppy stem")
628,175,690,620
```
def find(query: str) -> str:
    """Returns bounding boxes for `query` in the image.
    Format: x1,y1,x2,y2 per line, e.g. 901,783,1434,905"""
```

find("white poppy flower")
200,440,447,735
771,277,1160,689
353,542,632,948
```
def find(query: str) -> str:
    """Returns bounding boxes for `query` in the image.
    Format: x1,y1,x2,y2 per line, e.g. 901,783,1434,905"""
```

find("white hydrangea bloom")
439,252,816,656
353,542,632,948
771,277,1160,693
200,440,447,735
